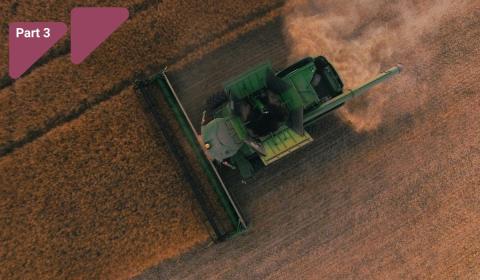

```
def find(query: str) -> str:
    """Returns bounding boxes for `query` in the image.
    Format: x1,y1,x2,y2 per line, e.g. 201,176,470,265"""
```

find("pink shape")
71,7,129,64
9,22,67,79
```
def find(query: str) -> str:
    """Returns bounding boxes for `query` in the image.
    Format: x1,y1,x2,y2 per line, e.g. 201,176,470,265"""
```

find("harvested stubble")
0,0,284,155
0,88,209,280
0,0,151,88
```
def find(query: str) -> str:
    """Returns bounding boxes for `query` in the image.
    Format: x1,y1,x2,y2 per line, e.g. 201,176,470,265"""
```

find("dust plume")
283,0,467,132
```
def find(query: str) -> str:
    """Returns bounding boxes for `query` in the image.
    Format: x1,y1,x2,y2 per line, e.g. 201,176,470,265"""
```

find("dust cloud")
283,0,467,132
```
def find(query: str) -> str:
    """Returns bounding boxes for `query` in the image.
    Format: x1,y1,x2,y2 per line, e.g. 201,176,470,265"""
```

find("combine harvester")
135,56,402,240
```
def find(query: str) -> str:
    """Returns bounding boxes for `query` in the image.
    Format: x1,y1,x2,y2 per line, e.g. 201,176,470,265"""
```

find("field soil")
137,0,480,279
0,0,150,88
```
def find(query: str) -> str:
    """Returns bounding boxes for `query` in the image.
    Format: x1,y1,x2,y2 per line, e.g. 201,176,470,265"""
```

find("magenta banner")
8,7,129,79
9,22,67,79
71,8,129,64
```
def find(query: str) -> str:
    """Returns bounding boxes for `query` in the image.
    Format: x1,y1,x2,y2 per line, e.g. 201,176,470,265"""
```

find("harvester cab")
200,56,402,178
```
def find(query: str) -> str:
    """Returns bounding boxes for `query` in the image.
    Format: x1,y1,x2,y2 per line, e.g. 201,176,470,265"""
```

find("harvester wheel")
276,57,313,78
313,56,344,97
205,91,228,117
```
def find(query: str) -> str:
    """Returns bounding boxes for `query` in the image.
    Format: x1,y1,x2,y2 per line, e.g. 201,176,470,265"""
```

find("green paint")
260,128,313,165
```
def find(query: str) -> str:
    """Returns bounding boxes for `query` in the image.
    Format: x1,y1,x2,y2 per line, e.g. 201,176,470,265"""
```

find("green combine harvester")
201,56,402,178
135,56,401,239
